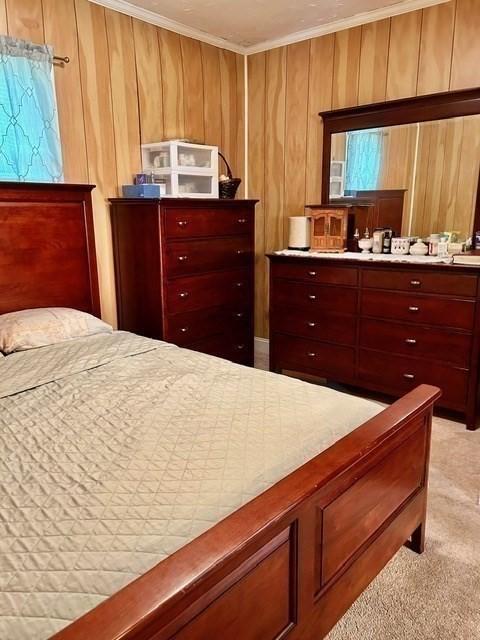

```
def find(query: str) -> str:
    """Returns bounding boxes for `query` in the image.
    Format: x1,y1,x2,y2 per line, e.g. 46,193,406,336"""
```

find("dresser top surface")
267,252,480,274
110,197,258,206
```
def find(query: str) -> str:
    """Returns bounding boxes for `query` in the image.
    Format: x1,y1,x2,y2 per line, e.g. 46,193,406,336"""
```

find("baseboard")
254,337,270,370
254,337,269,355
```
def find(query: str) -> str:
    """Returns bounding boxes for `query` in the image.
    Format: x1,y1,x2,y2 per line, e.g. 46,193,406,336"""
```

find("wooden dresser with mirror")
269,88,480,430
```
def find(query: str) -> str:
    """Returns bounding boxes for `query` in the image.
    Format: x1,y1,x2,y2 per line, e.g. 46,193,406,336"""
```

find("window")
344,130,382,192
0,36,63,182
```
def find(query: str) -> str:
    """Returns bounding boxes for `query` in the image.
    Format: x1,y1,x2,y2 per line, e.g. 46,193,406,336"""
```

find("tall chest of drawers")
269,255,480,430
110,198,257,365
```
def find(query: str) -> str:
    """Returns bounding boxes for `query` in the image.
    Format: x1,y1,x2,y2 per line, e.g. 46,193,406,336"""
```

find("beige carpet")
327,416,480,639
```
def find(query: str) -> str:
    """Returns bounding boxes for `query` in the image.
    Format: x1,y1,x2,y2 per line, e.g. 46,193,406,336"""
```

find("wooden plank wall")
411,116,480,238
248,0,480,338
0,0,244,325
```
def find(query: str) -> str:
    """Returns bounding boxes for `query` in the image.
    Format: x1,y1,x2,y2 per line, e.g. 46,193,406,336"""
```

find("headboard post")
0,182,101,316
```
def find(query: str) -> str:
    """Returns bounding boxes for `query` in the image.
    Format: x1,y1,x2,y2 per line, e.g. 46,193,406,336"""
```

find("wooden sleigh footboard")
53,384,440,640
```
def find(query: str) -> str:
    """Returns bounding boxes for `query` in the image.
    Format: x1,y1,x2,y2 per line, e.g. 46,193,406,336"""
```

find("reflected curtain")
345,130,382,192
0,36,63,181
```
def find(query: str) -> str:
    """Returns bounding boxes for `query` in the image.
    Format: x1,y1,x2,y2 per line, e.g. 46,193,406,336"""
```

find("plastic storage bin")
141,141,219,198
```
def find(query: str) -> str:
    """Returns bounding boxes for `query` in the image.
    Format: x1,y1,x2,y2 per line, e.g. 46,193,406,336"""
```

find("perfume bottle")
382,228,393,253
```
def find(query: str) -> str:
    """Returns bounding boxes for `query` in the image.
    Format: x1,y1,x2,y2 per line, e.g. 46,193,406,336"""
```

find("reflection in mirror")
329,114,480,241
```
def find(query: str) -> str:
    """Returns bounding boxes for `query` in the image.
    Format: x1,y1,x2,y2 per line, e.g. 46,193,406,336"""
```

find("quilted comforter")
0,331,381,639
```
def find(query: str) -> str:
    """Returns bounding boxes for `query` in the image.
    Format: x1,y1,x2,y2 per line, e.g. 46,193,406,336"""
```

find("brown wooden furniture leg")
405,520,426,554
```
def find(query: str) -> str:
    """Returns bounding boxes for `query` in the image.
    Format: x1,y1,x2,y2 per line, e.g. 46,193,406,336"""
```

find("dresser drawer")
271,307,357,346
165,306,252,345
359,349,468,410
165,236,252,277
165,269,252,314
272,262,358,286
362,268,478,297
360,318,472,368
272,334,355,379
164,207,254,239
273,281,357,315
189,331,253,365
361,289,475,330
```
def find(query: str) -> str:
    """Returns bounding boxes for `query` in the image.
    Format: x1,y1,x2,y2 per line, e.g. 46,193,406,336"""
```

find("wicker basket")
218,151,241,199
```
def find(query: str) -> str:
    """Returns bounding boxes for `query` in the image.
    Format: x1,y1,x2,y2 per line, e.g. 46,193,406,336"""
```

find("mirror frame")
319,87,480,244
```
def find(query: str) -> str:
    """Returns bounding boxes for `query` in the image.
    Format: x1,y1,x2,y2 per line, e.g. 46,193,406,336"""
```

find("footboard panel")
169,527,297,640
304,491,426,639
319,419,427,587
53,385,440,640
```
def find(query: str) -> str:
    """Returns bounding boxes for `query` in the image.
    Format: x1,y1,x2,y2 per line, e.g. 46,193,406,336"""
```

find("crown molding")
89,0,447,57
244,0,448,54
88,0,246,54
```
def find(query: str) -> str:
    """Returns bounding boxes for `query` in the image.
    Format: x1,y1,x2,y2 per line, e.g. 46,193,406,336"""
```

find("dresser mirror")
320,88,480,245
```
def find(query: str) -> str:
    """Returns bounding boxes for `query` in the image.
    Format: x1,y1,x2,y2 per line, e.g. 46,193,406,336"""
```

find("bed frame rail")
53,384,440,640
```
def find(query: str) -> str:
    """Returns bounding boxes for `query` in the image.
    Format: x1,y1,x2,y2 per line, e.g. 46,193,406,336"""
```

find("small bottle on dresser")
372,229,385,254
382,228,393,253
428,234,440,256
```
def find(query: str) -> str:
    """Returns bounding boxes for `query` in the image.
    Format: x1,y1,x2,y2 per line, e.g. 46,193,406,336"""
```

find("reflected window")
345,130,382,192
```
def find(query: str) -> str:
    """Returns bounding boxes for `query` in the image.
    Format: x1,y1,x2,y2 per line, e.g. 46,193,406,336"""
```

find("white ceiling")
95,0,448,52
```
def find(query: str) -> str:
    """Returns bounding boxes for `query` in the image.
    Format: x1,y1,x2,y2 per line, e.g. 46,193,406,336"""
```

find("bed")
0,182,441,640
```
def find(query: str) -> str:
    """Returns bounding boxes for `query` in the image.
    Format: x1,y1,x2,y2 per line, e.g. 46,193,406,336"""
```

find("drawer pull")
177,255,188,262
405,338,417,345
403,373,415,380
307,321,316,327
236,249,245,255
235,312,244,318
236,344,245,350
307,352,316,357
308,294,316,300
238,218,247,224
410,280,421,287
177,220,189,227
408,306,419,313
235,282,244,288
180,327,189,333
308,271,317,277
178,291,189,299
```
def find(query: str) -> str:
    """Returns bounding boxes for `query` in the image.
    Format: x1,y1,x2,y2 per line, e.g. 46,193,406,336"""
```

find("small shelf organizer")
141,141,219,198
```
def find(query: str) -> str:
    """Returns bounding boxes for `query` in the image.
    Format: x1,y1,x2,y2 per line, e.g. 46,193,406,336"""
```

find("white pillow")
0,308,113,354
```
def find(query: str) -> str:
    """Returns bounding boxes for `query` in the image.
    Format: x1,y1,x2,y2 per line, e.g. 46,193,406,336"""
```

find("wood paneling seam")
244,53,249,196
131,18,145,152
282,46,289,230
103,6,120,191
200,44,208,143
72,0,91,181
40,0,46,41
303,40,313,206
355,29,362,105
414,10,425,95
158,29,167,138
384,19,393,101
4,0,8,33
448,0,458,89
218,49,225,156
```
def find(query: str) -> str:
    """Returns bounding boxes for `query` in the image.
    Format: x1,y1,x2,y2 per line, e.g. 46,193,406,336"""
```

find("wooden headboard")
0,182,100,316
